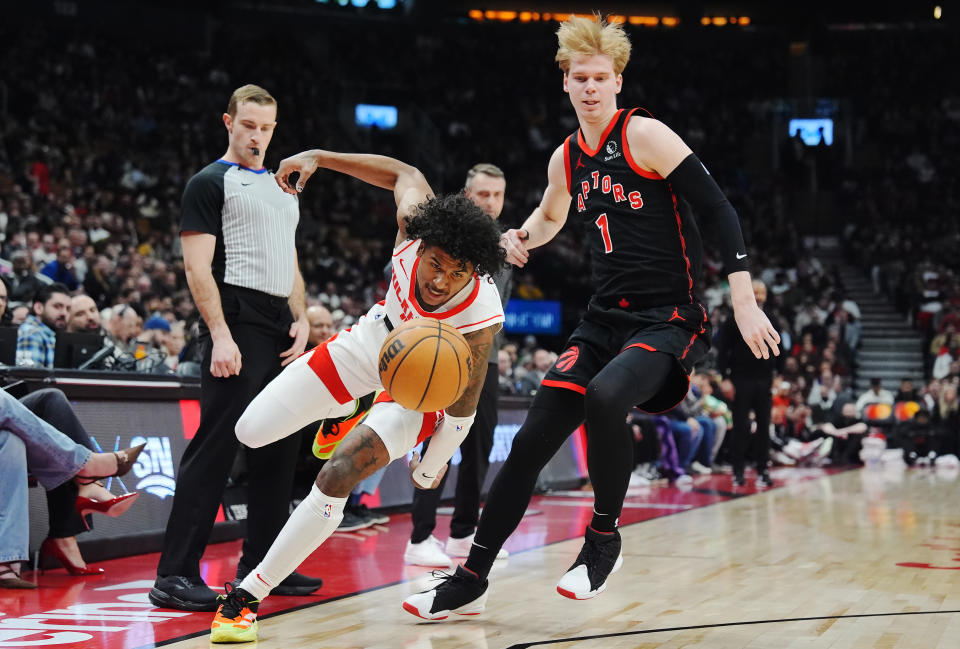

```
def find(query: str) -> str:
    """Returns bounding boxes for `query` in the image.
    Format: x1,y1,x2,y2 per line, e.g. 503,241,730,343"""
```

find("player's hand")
210,337,242,377
276,150,320,195
408,451,448,490
734,303,781,360
280,316,309,366
501,229,529,267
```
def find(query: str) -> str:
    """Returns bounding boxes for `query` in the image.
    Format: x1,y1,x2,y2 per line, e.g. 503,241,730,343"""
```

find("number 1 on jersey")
595,213,613,253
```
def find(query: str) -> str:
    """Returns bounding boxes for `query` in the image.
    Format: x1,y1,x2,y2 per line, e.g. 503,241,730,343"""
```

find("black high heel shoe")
75,443,147,484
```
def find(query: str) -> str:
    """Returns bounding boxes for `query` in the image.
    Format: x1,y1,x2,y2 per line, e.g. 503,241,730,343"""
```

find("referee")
716,279,783,488
150,85,322,611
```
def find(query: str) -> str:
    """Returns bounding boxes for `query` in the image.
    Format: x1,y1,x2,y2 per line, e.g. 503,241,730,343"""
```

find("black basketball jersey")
564,108,703,309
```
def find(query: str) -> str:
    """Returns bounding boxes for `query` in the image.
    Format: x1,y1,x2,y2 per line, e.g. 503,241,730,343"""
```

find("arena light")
701,15,750,27
467,10,678,26
934,5,942,19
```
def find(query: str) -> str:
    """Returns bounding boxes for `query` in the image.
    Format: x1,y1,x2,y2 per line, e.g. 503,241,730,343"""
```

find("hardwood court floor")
156,467,960,649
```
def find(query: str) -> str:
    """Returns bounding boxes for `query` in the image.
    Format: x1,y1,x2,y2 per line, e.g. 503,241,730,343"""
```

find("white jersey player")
208,149,507,644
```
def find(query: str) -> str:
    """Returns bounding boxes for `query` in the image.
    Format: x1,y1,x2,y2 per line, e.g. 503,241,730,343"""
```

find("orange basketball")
378,318,472,412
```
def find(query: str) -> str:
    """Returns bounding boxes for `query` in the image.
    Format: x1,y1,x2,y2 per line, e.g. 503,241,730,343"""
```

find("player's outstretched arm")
501,145,571,268
276,149,433,244
276,149,433,207
627,118,781,360
409,325,495,489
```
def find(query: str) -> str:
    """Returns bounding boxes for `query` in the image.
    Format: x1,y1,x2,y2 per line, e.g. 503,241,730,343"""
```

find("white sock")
238,484,346,601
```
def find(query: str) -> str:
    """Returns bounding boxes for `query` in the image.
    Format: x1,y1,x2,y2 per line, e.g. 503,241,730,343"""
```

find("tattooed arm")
446,327,495,417
409,325,495,488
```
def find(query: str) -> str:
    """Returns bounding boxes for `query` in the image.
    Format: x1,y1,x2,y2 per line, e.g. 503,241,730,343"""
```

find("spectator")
305,304,336,348
894,377,920,403
497,349,517,395
0,279,10,326
163,321,187,371
67,295,103,333
855,377,895,417
16,282,71,368
83,256,115,308
140,315,174,354
106,304,144,354
693,373,731,465
9,304,29,326
933,342,957,380
665,385,717,475
8,250,52,303
933,382,959,457
517,348,553,396
0,390,145,585
40,243,80,291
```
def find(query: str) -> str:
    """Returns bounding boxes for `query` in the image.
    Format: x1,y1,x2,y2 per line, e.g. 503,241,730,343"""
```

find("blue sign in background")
504,299,562,334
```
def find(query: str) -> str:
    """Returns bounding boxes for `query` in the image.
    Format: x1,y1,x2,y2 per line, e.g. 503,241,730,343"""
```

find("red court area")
0,469,840,649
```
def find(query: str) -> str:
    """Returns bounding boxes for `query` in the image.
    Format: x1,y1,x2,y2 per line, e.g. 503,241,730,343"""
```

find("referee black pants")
729,376,773,472
410,362,498,543
157,285,299,580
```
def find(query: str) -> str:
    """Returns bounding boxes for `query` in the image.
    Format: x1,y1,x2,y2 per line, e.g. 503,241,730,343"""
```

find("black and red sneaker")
556,526,623,600
402,565,488,621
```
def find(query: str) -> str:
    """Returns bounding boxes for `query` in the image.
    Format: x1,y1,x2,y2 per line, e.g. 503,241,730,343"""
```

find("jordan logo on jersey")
576,153,586,170
576,170,643,213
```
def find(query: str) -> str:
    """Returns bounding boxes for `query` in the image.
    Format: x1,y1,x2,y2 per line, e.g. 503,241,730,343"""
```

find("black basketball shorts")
541,302,711,413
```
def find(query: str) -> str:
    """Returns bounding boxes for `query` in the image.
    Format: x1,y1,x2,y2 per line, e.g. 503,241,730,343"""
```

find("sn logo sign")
129,435,177,499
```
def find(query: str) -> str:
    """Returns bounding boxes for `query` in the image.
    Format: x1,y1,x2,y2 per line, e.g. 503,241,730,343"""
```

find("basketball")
378,318,472,412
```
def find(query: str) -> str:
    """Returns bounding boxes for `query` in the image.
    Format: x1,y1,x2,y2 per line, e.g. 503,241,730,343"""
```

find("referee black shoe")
233,563,323,596
149,575,219,611
402,565,488,620
556,526,623,600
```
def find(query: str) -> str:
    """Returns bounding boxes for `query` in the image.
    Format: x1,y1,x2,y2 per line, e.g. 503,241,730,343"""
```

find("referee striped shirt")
179,159,299,297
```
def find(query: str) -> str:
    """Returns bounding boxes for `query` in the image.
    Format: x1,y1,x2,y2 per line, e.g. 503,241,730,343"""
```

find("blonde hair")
555,16,631,75
227,84,277,117
465,163,505,190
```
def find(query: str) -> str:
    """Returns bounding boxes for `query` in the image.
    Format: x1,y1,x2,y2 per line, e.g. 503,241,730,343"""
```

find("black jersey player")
403,15,780,620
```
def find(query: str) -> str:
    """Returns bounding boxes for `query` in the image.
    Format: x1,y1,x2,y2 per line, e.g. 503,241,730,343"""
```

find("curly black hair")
403,193,506,277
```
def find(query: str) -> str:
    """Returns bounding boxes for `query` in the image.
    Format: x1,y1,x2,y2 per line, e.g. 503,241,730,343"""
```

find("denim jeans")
21,389,99,537
0,431,28,562
0,390,92,562
0,390,90,490
670,416,717,468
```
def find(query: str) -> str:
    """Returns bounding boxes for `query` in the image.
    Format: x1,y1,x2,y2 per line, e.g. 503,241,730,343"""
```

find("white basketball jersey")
385,239,504,334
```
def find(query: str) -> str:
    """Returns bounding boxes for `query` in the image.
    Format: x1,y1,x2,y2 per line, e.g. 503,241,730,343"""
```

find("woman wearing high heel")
0,389,145,586
19,388,141,575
